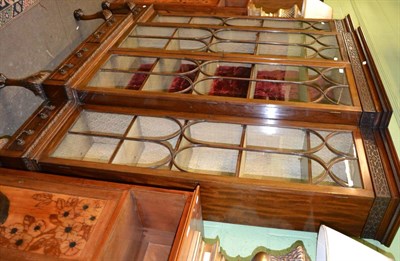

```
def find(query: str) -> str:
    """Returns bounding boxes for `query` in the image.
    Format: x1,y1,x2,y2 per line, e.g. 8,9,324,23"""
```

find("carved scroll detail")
0,71,50,100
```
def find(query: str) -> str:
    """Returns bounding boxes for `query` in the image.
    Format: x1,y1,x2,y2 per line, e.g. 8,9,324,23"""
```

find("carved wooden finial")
101,1,135,12
251,252,271,261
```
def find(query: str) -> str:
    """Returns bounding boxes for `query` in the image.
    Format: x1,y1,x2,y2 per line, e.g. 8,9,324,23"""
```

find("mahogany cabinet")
0,3,399,247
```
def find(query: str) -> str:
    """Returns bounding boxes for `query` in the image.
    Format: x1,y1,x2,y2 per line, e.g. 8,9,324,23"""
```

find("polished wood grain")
372,129,400,244
38,159,373,237
0,168,199,260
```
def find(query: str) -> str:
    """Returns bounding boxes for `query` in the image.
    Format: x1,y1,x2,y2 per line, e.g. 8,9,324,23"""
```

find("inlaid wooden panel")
0,168,201,260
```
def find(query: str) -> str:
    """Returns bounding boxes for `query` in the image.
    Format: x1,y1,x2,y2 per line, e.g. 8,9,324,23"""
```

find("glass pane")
70,111,133,135
113,140,171,168
310,130,361,187
173,28,212,41
263,20,331,31
214,29,258,41
257,43,315,58
195,61,252,97
209,41,256,54
251,64,351,105
329,159,362,187
245,126,323,152
89,57,200,91
142,74,193,92
87,71,133,89
240,151,316,181
152,58,198,74
199,61,252,77
259,33,338,46
152,15,191,23
120,37,169,49
166,39,207,51
128,26,176,37
254,32,340,60
119,26,212,50
190,17,224,25
89,56,156,90
174,146,238,175
193,78,249,97
325,132,357,156
225,18,263,26
101,55,157,71
51,134,118,163
183,121,243,145
127,116,181,140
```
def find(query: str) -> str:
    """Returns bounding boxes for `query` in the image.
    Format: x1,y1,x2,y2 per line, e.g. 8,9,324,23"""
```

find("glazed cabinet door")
63,7,370,126
36,104,380,241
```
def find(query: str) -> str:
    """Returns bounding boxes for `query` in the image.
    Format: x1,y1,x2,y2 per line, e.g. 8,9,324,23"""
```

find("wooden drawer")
0,168,202,260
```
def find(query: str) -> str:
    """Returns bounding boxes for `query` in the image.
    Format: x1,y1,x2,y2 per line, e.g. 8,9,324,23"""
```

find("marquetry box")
0,167,204,260
0,3,399,247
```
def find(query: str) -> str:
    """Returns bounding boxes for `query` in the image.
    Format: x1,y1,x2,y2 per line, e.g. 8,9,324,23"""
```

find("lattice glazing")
117,23,338,60
87,54,352,105
50,110,363,188
88,56,200,92
150,15,331,31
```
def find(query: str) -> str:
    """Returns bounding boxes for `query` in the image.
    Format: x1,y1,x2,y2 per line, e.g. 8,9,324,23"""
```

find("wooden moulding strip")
170,186,203,259
343,14,355,33
45,13,135,89
375,128,400,246
0,99,67,171
355,27,393,128
78,89,361,125
342,31,377,127
360,128,392,241
25,101,78,170
66,14,136,89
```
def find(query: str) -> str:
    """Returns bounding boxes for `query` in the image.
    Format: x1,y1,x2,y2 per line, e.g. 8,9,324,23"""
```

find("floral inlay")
0,191,105,257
